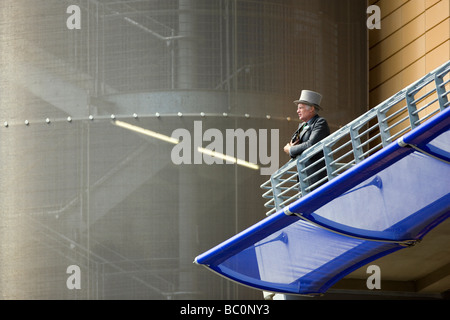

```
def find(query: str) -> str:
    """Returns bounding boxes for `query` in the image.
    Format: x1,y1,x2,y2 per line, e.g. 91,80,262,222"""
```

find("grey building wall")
0,0,367,299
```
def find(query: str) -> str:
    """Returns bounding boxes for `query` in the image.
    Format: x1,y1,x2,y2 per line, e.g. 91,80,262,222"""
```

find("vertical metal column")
176,0,200,298
177,0,198,89
178,167,200,299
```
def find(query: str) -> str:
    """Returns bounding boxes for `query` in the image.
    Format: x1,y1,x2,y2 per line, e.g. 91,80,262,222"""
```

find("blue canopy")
194,106,450,295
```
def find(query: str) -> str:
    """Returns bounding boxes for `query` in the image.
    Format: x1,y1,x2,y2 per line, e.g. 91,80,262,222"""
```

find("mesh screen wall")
0,0,367,299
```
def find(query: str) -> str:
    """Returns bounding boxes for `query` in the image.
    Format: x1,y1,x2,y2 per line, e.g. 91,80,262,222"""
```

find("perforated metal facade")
0,0,367,299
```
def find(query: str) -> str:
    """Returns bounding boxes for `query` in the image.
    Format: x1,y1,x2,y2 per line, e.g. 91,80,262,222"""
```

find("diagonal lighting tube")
114,120,260,171
114,120,180,144
197,147,260,170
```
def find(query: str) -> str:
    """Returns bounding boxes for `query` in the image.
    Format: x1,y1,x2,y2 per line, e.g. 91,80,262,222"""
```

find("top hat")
293,90,322,110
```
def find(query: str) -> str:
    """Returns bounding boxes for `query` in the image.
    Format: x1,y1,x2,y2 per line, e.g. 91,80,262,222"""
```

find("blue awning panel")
194,107,450,295
196,216,402,295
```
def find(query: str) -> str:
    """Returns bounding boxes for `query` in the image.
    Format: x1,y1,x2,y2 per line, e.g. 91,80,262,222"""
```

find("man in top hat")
283,90,330,189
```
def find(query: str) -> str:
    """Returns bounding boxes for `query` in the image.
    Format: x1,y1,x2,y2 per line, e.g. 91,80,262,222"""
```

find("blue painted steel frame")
194,107,450,295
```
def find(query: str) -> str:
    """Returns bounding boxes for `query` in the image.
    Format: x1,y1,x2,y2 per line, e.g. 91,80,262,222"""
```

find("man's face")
297,103,315,122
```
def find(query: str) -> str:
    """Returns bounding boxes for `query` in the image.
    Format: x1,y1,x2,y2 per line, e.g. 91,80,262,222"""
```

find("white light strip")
114,120,180,144
198,147,260,170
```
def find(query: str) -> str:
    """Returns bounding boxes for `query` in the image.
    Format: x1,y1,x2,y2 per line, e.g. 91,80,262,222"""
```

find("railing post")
349,125,364,164
376,106,391,147
322,140,336,180
405,87,420,130
270,175,282,211
296,157,309,196
435,72,449,111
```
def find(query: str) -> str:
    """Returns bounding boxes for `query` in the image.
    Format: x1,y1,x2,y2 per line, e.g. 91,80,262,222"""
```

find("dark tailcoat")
289,114,330,189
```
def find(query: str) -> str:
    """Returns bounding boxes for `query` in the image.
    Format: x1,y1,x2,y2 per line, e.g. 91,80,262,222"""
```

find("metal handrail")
261,60,450,215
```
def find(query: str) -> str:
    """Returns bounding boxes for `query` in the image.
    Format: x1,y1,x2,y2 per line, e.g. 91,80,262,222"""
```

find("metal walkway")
194,60,450,296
